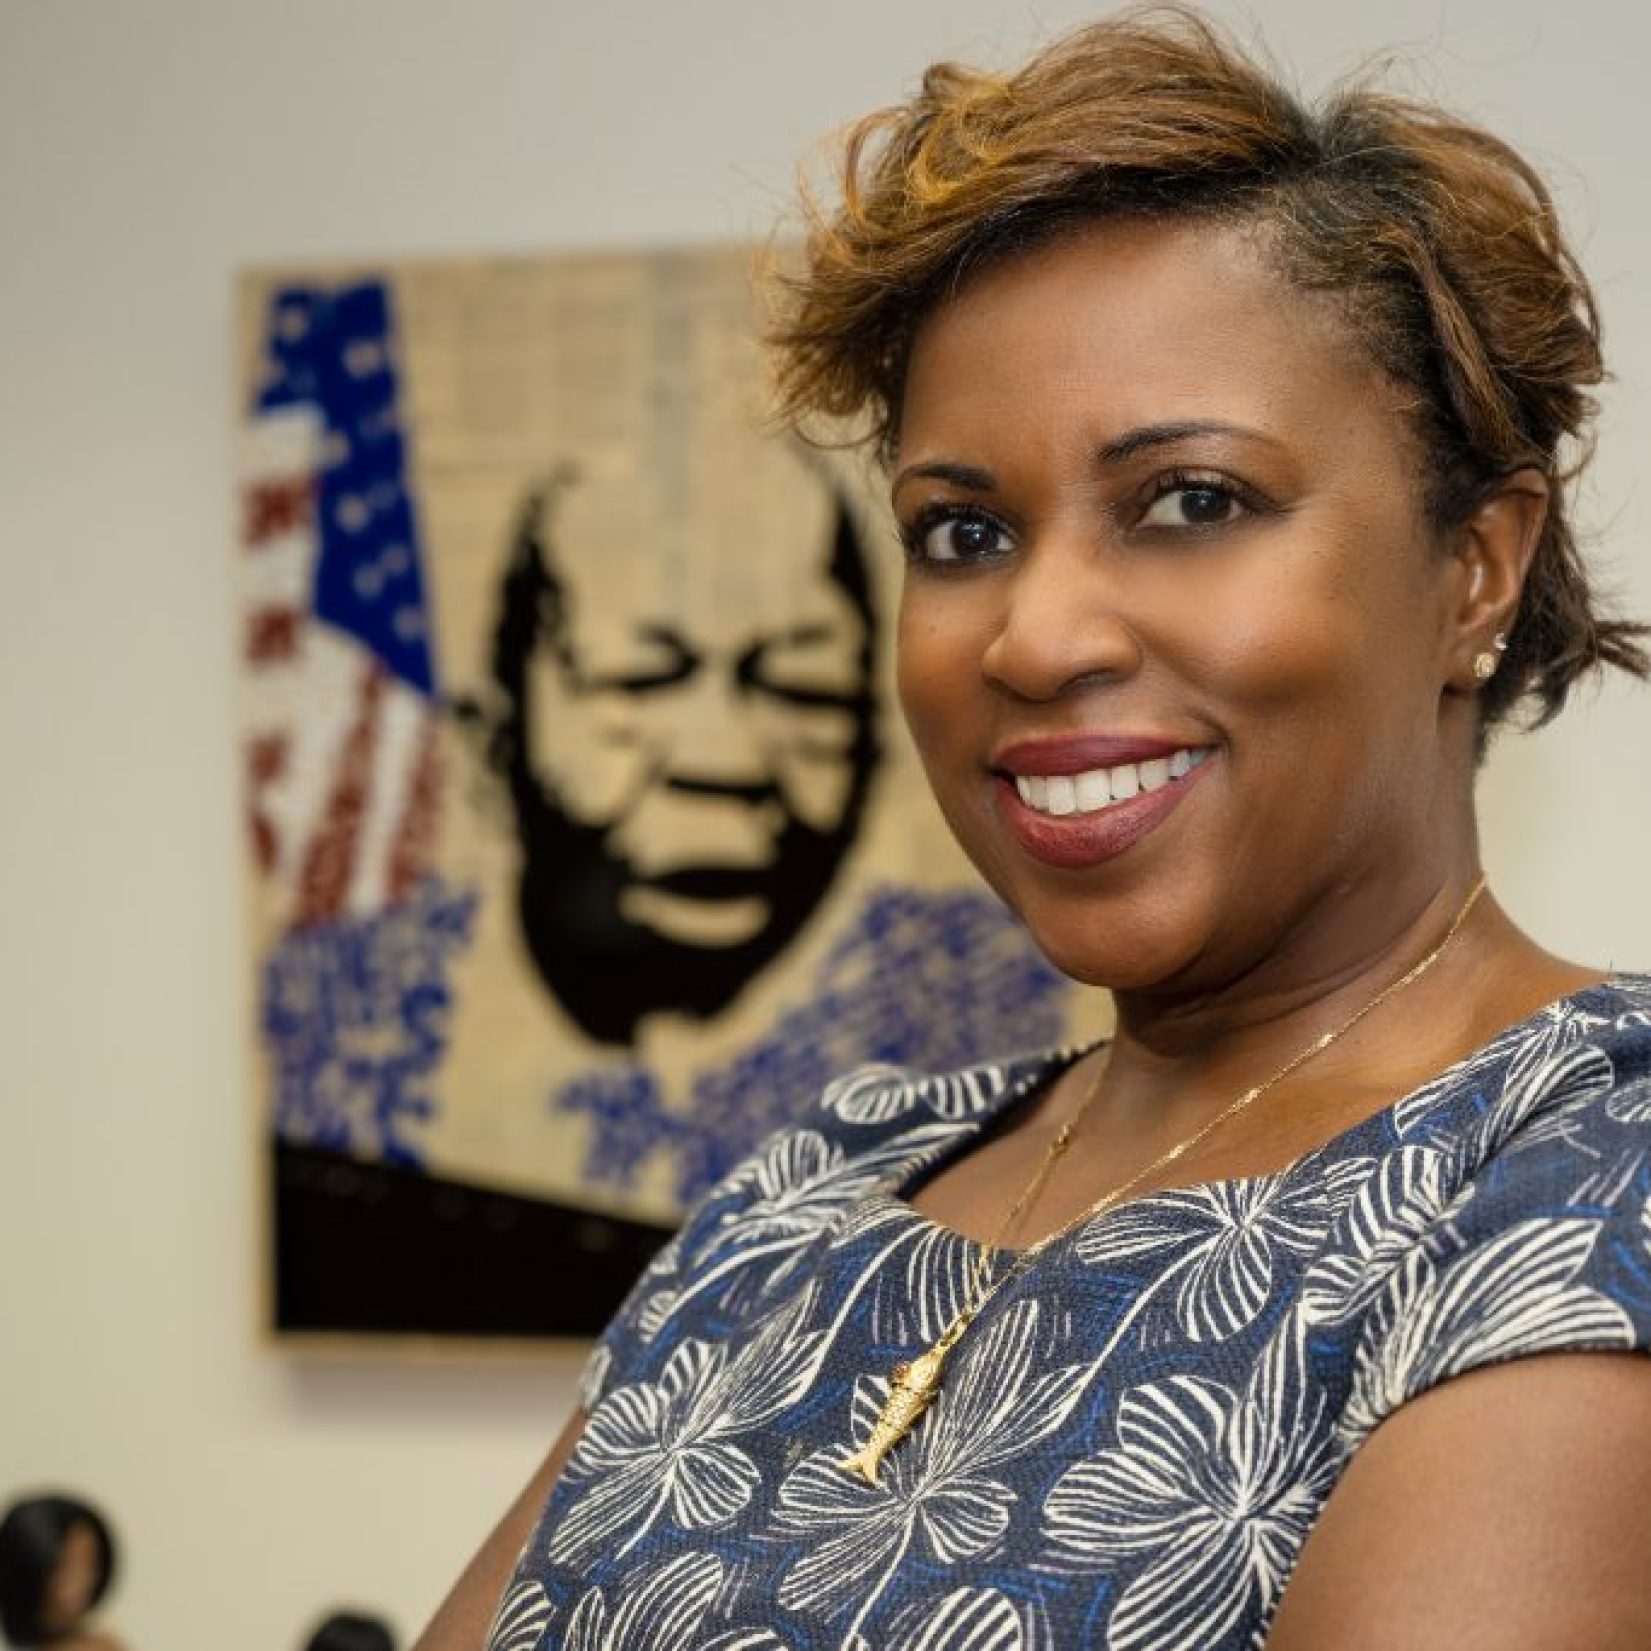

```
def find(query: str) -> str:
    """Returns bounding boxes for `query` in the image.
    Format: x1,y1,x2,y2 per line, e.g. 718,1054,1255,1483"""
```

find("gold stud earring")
1472,631,1509,683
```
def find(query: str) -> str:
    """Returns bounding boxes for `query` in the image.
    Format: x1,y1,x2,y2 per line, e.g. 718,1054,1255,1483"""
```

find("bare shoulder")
1267,1352,1651,1650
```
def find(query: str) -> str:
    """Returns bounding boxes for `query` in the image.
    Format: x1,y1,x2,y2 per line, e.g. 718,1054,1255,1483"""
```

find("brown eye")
910,506,1011,565
1140,483,1243,529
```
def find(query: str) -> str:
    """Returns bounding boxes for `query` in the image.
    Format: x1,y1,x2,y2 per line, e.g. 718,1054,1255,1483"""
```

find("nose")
980,531,1143,701
655,666,777,795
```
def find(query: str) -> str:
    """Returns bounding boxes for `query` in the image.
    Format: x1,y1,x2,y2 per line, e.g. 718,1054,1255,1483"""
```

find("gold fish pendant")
839,1310,973,1485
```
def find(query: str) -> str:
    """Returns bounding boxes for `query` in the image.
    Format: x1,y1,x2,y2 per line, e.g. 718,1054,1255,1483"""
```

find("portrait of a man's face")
484,436,881,1046
247,249,1083,1340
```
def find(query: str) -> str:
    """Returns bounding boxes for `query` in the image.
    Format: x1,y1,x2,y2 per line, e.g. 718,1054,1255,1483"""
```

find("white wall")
1,1,1647,1645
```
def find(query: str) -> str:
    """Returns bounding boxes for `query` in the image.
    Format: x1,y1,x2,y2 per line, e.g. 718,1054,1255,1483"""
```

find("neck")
1101,863,1491,1108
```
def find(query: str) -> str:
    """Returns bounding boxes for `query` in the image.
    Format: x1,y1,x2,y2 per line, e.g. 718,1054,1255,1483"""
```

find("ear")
1443,468,1548,693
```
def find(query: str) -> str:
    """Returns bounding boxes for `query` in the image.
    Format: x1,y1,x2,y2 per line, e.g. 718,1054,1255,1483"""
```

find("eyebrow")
890,459,996,497
1095,420,1261,464
892,421,1269,499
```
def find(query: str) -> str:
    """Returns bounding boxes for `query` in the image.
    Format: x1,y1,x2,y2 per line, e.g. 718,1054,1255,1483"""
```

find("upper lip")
991,733,1205,777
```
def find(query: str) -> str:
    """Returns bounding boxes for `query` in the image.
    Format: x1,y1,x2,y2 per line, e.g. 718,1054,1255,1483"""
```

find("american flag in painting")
242,280,472,1163
241,281,441,927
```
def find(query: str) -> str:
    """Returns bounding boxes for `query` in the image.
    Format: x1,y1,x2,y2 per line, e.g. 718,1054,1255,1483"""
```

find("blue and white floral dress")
491,976,1651,1651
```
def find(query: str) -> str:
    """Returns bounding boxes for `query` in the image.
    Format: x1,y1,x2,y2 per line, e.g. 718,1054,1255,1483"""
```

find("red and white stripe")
240,408,440,929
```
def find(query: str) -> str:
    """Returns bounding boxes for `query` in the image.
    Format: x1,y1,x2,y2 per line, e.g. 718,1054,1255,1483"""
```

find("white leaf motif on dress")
564,1552,729,1651
1078,1159,1372,1342
1340,1217,1635,1449
772,1299,1090,1637
1393,1018,1613,1155
638,1126,957,1342
550,1292,826,1566
485,1579,552,1651
1499,1042,1619,1160
1044,1326,1334,1651
885,1585,1047,1651
823,1062,1018,1125
1500,1003,1612,1102
1606,1075,1651,1124
1297,1145,1454,1327
855,1216,984,1349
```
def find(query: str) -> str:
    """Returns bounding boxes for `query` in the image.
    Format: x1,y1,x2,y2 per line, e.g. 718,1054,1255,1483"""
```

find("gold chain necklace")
840,875,1488,1485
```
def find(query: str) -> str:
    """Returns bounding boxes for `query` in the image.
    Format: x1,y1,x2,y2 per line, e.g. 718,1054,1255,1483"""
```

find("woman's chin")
1018,913,1197,996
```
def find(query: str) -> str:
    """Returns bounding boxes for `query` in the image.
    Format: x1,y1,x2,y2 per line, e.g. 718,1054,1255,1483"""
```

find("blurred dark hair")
302,1610,396,1651
0,1494,116,1647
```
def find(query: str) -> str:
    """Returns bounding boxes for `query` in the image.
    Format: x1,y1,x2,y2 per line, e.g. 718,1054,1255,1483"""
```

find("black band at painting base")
272,1139,675,1339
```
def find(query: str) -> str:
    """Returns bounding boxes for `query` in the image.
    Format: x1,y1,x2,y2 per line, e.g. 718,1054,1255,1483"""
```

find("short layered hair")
769,6,1648,731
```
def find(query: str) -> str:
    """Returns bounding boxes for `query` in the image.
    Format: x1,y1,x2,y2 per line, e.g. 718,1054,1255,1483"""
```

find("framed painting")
236,244,1103,1343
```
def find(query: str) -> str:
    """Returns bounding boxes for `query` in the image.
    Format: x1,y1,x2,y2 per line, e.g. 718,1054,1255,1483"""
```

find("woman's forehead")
897,216,1397,461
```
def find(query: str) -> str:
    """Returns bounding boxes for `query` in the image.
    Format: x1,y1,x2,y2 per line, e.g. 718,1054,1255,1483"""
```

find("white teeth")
1074,769,1110,811
1015,774,1051,810
1011,748,1209,819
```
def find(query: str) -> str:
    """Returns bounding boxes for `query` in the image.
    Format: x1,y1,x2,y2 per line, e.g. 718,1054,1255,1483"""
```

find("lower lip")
995,760,1211,870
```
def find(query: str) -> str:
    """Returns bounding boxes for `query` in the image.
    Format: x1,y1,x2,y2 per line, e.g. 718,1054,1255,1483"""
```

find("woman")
418,11,1651,1648
302,1612,397,1651
0,1496,124,1651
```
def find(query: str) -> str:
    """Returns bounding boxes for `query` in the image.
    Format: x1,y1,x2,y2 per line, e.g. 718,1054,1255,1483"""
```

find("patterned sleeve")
1344,1044,1651,1441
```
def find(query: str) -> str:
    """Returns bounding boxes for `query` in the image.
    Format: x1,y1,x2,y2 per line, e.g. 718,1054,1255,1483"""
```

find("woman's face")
894,217,1475,996
42,1519,101,1631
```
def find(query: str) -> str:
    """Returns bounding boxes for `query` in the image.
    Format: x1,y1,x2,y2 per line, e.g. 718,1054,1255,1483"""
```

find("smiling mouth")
1009,747,1212,818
